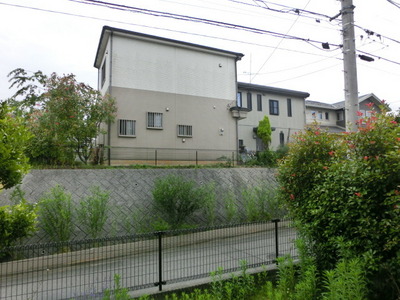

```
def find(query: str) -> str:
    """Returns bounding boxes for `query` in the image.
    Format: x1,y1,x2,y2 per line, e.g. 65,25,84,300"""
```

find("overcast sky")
1,0,400,110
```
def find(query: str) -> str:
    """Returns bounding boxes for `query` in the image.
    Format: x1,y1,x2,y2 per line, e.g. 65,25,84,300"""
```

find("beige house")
94,26,243,164
236,82,310,151
305,93,383,132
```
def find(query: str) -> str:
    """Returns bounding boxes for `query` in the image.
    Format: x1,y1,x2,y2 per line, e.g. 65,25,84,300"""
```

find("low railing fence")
102,146,237,166
0,219,297,300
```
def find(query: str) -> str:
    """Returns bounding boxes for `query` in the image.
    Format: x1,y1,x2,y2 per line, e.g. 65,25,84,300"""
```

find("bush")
0,190,37,257
241,185,282,222
152,175,213,229
278,110,400,298
39,185,74,243
77,186,109,239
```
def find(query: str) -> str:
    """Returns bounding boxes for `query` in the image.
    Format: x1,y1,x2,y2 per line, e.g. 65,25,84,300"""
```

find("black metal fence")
0,220,297,300
104,146,237,166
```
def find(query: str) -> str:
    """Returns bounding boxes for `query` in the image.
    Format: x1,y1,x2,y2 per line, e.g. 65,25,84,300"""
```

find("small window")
269,100,279,116
257,94,262,111
178,125,192,137
287,98,292,117
147,112,163,129
325,112,329,120
101,59,106,87
312,111,316,119
119,119,135,136
318,111,323,120
236,92,242,107
337,111,344,121
247,92,252,110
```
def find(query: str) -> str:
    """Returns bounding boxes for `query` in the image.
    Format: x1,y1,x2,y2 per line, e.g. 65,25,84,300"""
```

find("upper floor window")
147,112,163,129
287,98,292,117
247,93,252,110
257,94,262,111
178,125,193,137
269,100,279,115
236,92,242,107
119,119,135,137
101,59,106,87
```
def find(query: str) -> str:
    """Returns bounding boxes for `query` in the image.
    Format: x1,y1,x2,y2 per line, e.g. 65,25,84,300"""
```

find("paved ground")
0,223,297,300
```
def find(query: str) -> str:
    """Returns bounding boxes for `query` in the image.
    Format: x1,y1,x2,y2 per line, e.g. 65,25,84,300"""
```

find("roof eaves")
237,82,310,98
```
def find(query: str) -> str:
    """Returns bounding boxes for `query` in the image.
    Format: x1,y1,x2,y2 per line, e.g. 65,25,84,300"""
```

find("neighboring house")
94,26,243,164
305,93,383,132
236,82,310,151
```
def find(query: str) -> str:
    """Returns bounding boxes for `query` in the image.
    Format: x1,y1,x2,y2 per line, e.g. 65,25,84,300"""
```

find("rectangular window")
337,111,344,121
119,119,135,136
287,98,292,117
177,125,192,137
101,59,106,87
247,92,252,110
257,94,262,111
236,92,242,107
325,112,329,120
269,100,279,115
147,112,163,129
318,111,323,120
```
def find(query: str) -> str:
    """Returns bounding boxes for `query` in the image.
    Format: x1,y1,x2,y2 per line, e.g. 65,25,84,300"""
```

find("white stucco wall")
110,34,237,101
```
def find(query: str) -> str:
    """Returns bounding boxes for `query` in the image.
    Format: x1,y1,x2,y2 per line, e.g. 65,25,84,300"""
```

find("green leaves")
7,68,117,165
278,111,400,295
0,102,31,189
257,115,272,148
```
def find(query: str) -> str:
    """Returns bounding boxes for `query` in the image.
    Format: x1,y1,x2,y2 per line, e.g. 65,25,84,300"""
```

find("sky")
1,0,400,110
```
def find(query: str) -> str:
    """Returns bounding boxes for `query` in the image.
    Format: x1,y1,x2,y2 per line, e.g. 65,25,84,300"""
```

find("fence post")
154,231,166,291
155,150,158,166
272,219,280,264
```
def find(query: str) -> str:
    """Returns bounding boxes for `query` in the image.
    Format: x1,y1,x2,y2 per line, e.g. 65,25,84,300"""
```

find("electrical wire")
67,0,343,48
0,1,340,60
250,0,312,81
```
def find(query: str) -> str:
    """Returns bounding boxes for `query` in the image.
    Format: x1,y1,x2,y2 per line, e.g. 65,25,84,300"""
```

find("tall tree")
0,102,31,189
8,68,117,165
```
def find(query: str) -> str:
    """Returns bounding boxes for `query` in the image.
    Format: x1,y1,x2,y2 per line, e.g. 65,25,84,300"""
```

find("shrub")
278,110,400,297
0,191,37,257
39,185,73,243
77,186,109,239
152,175,211,229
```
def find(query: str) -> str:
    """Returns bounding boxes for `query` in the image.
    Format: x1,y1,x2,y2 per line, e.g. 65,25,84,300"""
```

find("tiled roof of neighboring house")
333,93,382,109
94,26,244,68
306,93,383,110
305,100,338,110
237,82,310,98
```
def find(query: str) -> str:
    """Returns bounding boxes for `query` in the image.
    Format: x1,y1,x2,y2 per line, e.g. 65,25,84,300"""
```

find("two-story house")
94,26,244,164
236,82,310,151
305,93,383,132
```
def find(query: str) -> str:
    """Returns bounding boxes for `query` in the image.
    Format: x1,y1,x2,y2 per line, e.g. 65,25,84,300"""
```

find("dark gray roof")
237,82,310,98
94,26,244,68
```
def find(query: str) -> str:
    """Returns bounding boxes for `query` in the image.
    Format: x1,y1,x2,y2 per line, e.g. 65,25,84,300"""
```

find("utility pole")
341,0,359,132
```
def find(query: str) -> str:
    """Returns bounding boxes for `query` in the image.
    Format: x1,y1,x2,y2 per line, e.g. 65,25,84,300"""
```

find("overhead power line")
68,0,343,48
